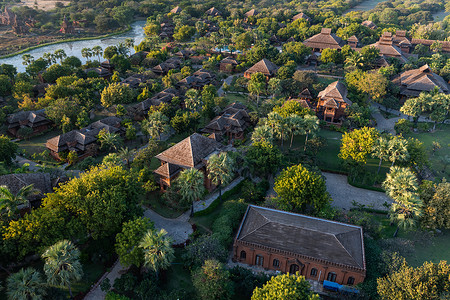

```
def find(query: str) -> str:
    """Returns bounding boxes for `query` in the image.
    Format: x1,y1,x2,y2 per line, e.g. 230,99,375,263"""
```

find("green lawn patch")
142,192,185,219
18,129,61,157
402,230,450,267
161,248,195,296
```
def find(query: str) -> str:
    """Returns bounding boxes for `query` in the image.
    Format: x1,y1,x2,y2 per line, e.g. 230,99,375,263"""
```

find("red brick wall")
233,242,365,285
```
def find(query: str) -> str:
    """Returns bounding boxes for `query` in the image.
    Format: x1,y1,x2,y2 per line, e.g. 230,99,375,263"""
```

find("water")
345,0,387,13
432,10,450,21
0,20,146,72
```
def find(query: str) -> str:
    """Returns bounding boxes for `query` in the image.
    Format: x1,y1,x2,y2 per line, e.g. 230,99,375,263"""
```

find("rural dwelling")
244,9,258,22
303,28,345,52
131,88,179,120
153,133,224,190
84,67,111,79
0,173,53,208
170,6,182,14
244,59,279,80
347,35,358,49
177,69,214,90
361,20,377,30
201,103,250,142
6,109,53,138
152,57,182,75
46,116,122,160
290,88,315,110
233,205,366,285
220,57,239,73
205,7,221,17
292,12,311,22
368,32,408,63
393,64,450,98
316,81,352,124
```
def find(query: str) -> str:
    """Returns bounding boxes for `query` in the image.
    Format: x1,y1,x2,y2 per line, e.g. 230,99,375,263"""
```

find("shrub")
394,119,412,135
183,235,228,268
211,199,247,247
417,122,430,132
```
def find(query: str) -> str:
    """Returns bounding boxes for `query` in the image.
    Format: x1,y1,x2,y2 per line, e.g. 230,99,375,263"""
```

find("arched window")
327,272,337,282
347,277,355,285
255,255,264,266
310,268,318,277
273,259,280,268
289,264,300,274
240,250,246,259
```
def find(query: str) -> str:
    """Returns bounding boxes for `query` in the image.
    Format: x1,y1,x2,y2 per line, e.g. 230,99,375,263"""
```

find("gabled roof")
235,205,366,270
7,109,49,126
245,9,258,17
245,59,279,76
292,12,311,22
0,173,52,202
361,20,377,29
348,35,358,42
155,133,222,168
154,162,181,178
299,88,313,99
368,32,407,63
170,6,182,14
303,28,344,50
206,7,221,16
318,81,352,105
221,57,239,65
393,64,450,97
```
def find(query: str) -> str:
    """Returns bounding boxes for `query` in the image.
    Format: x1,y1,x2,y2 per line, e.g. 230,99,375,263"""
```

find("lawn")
403,230,450,267
17,129,61,158
404,123,450,179
161,248,195,296
142,191,186,219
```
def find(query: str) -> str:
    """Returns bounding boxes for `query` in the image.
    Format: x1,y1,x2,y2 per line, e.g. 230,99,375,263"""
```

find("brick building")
233,205,366,286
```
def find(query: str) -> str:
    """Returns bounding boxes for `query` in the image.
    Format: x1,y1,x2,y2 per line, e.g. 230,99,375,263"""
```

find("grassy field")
17,129,60,157
404,123,450,179
403,230,450,267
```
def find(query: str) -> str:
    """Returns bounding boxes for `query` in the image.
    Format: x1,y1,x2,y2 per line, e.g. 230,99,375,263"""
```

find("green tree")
245,141,282,178
420,180,450,230
101,82,135,107
42,240,83,298
207,152,235,201
339,127,379,164
173,25,196,42
0,74,12,96
53,49,67,64
115,217,154,267
97,129,123,151
251,273,319,300
251,125,274,144
6,268,46,300
142,111,169,140
185,89,202,111
192,259,234,300
81,48,92,62
0,135,18,165
287,115,304,148
377,260,450,300
388,135,409,167
0,185,35,220
176,168,205,216
372,136,390,174
139,229,174,275
66,151,78,166
274,164,331,213
248,72,266,108
118,147,136,169
302,114,319,151
92,46,103,62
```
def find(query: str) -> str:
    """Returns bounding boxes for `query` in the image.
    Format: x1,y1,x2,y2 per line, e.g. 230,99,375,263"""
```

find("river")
0,20,146,73
345,0,386,13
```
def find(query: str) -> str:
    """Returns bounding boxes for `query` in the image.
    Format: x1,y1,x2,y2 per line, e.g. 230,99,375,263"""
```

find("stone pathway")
323,172,392,211
218,74,237,97
143,209,192,244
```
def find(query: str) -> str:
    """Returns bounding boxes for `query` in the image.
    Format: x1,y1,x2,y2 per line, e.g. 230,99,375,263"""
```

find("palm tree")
81,48,92,62
53,49,67,64
22,54,34,66
184,89,201,111
97,129,123,151
0,184,36,219
91,46,103,62
118,147,136,168
388,135,409,167
287,114,304,148
390,192,422,231
266,112,287,147
42,53,55,65
382,166,418,199
302,114,319,151
6,268,46,300
139,229,174,276
124,38,135,54
247,72,266,108
345,51,364,68
42,240,83,298
207,152,235,201
251,125,273,144
176,168,205,216
142,111,169,140
371,136,390,174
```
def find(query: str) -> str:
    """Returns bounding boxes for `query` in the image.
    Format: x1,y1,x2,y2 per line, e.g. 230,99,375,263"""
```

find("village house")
84,67,111,79
361,20,377,30
131,88,179,120
233,205,366,286
201,103,250,143
292,12,311,22
244,9,258,22
316,81,351,124
393,64,450,98
368,32,408,63
174,49,195,60
46,116,122,160
153,133,224,190
177,69,214,90
303,28,344,52
205,7,221,17
159,22,175,40
6,109,53,137
121,73,154,89
347,35,359,49
291,88,315,110
152,57,182,75
170,6,182,14
244,58,279,80
220,57,239,73
0,173,53,209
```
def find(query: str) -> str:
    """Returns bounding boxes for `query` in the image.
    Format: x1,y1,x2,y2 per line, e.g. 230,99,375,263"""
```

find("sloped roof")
361,20,377,29
299,88,313,99
0,173,52,202
155,133,222,168
170,6,182,14
318,81,352,105
393,64,450,96
7,109,49,127
221,57,239,65
369,32,407,62
245,59,279,76
348,35,358,42
293,12,311,22
303,28,344,50
235,205,366,270
206,7,221,16
245,9,258,17
154,162,181,178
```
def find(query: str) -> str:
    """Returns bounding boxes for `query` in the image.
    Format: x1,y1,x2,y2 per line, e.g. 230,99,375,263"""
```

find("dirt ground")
16,0,70,11
0,27,63,56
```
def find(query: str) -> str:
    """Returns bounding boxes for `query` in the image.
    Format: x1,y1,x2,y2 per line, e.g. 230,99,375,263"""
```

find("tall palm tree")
53,49,67,64
184,89,201,111
97,129,123,151
207,152,235,201
0,184,36,219
388,135,409,167
345,51,364,68
251,125,273,144
91,46,103,63
287,114,304,148
124,38,135,54
22,54,34,66
139,229,174,276
6,267,46,300
118,147,136,169
142,111,169,140
176,168,205,216
266,112,287,147
372,136,391,174
302,114,319,151
81,48,92,62
390,192,422,230
42,53,55,65
382,166,418,199
42,240,83,298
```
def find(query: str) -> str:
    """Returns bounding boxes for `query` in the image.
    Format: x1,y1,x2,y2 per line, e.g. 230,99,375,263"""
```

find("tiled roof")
303,28,344,50
318,81,352,105
245,59,279,76
0,173,52,202
299,88,313,99
235,205,366,270
361,20,377,29
368,32,407,62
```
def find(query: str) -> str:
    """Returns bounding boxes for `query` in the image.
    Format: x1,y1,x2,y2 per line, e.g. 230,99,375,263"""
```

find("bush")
183,235,228,268
241,180,269,204
211,199,247,247
417,122,430,132
394,119,412,135
230,266,269,299
77,156,96,170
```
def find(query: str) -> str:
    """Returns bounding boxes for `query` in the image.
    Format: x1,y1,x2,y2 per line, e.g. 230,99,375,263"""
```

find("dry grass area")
16,0,70,11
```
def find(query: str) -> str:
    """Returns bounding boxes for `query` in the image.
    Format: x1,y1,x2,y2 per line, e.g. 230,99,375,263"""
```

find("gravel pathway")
323,172,392,211
143,209,192,244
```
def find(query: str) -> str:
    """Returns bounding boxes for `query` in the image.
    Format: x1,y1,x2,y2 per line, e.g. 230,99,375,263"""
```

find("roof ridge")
238,207,271,240
334,232,362,268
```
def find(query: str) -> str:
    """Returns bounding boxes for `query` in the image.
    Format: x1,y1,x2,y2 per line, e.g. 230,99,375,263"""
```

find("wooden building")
177,69,214,90
153,133,224,190
220,57,239,73
244,59,279,80
7,110,53,138
368,32,407,63
361,20,377,30
170,6,182,14
233,205,366,286
316,81,351,124
292,12,311,22
303,28,344,52
393,64,450,98
205,7,221,17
